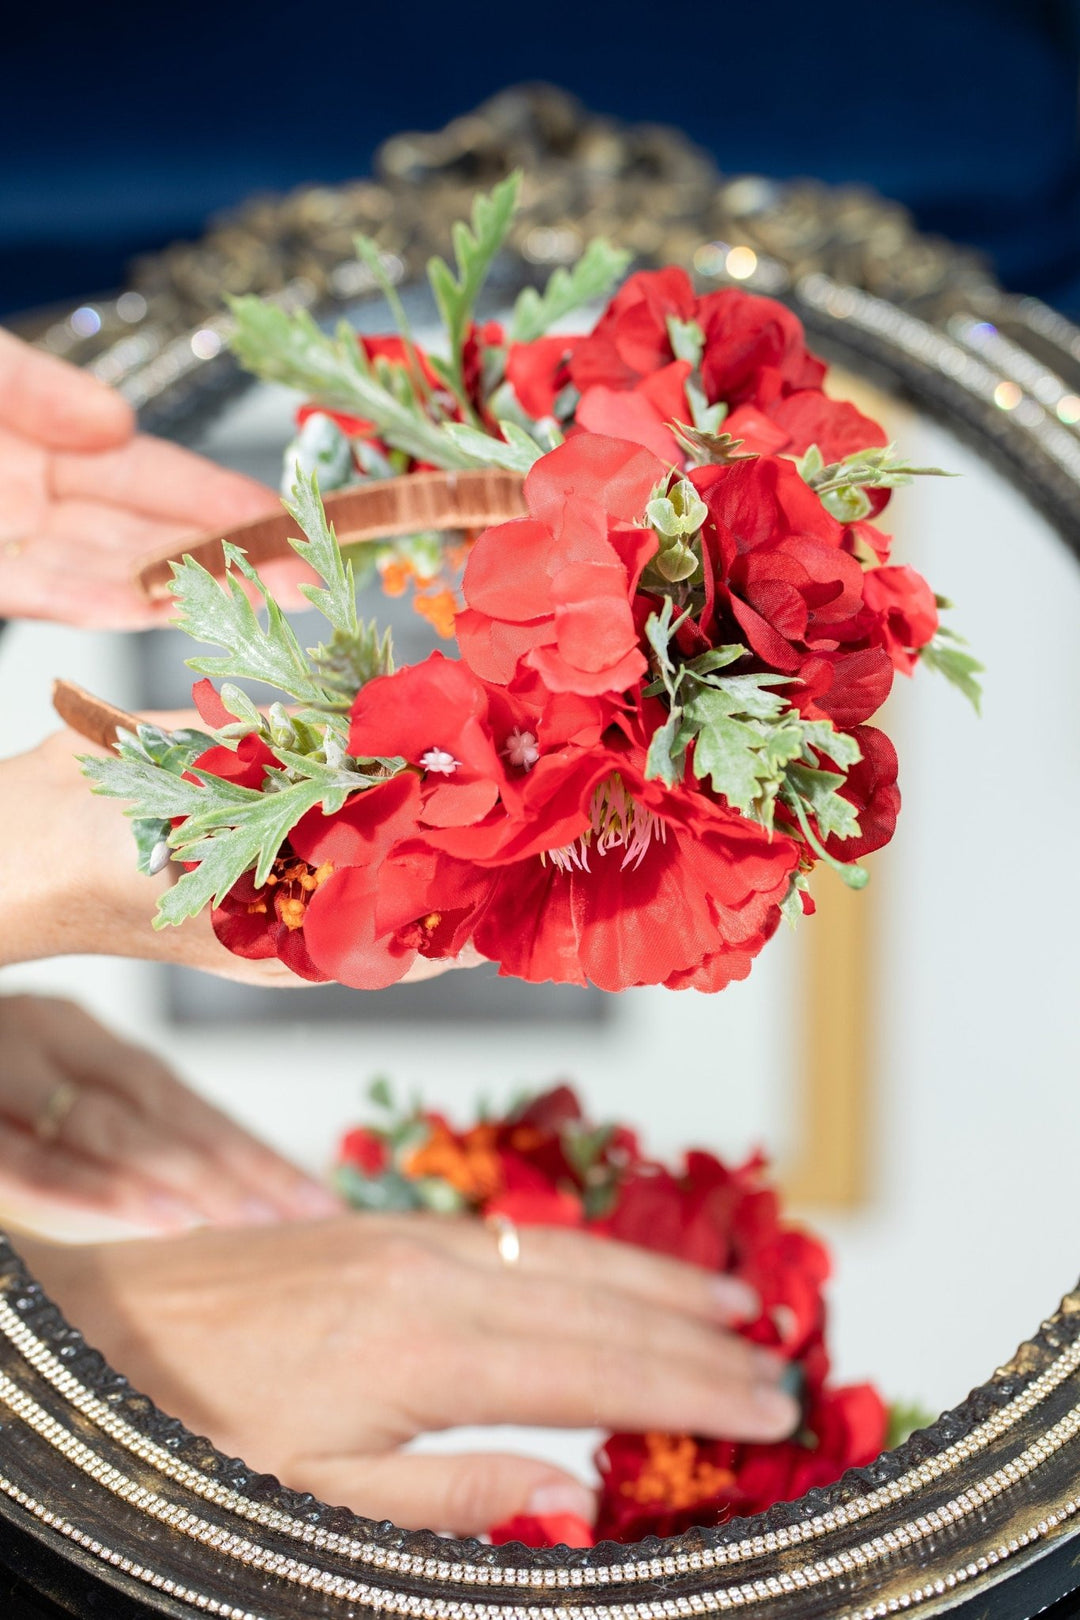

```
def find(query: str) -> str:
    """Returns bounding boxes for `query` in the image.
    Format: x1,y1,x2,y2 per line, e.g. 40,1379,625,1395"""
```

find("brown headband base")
134,467,528,600
52,680,139,751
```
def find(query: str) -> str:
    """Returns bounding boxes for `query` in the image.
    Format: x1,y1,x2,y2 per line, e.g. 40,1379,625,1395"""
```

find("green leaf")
440,419,547,474
665,315,705,367
784,763,861,841
352,233,432,402
335,1166,425,1212
309,619,395,704
368,1075,395,1111
800,442,955,500
779,871,811,930
158,773,332,926
508,238,631,343
426,172,522,413
671,421,750,466
919,635,984,713
283,469,358,638
172,544,334,709
692,670,792,719
227,297,476,470
886,1401,936,1450
645,705,688,788
639,622,869,881
685,380,728,435
642,598,688,697
684,692,775,817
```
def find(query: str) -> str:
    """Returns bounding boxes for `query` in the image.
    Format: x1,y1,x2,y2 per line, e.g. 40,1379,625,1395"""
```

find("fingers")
49,434,278,529
455,1329,798,1443
45,1001,340,1222
434,1220,759,1325
0,995,340,1229
0,328,134,451
290,1451,594,1538
357,1226,798,1443
0,1124,203,1234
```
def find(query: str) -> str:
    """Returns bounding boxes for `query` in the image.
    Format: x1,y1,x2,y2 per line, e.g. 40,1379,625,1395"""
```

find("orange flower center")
404,1121,503,1201
620,1433,736,1512
257,855,335,930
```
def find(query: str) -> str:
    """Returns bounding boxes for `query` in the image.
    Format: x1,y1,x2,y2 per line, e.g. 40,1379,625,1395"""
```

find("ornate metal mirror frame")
5,87,1080,1620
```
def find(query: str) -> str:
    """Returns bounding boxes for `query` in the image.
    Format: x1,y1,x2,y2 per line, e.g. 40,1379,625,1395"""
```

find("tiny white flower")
419,747,459,776
503,728,540,770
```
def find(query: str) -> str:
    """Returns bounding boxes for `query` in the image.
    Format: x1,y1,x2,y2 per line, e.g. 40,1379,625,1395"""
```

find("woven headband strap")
56,468,528,746
134,466,528,598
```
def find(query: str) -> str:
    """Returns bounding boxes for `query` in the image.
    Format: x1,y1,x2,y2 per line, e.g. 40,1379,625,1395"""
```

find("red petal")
191,678,233,729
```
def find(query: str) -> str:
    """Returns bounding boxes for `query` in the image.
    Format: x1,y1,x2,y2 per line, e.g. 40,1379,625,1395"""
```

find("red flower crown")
83,175,979,996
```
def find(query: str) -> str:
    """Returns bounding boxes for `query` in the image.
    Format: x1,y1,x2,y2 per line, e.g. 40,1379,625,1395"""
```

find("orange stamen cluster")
619,1433,736,1511
247,855,334,931
404,1121,503,1201
376,540,474,639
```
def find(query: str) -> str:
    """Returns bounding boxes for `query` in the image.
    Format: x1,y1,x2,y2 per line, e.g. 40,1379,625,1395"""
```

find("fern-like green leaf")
508,239,631,343
426,172,521,412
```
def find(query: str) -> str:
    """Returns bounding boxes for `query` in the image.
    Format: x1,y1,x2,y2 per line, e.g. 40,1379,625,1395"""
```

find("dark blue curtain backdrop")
3,0,1079,317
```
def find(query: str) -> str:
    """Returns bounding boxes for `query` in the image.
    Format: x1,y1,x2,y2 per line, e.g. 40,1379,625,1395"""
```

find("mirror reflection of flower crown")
334,1079,930,1548
85,175,981,993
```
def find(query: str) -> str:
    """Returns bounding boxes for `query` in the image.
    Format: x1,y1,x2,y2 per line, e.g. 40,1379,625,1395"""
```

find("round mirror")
1,91,1079,1619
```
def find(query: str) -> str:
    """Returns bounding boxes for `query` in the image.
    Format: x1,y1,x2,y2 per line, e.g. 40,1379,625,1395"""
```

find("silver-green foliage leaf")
643,607,868,885
508,238,631,343
919,632,984,712
283,467,358,637
426,172,521,411
227,297,475,470
173,543,334,708
84,478,408,927
439,419,548,473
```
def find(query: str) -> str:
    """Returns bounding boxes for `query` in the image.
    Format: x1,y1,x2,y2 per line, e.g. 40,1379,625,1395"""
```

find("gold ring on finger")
34,1080,80,1145
486,1212,521,1267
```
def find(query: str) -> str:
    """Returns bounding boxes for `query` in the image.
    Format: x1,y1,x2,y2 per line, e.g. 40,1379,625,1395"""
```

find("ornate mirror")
1,88,1079,1620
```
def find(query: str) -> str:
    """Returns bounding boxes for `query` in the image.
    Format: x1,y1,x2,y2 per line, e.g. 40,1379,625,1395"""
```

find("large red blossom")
468,714,799,992
568,270,880,468
688,455,897,727
594,1380,888,1542
288,778,493,990
457,435,664,695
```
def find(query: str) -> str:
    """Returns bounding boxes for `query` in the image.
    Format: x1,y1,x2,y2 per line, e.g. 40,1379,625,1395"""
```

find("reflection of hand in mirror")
20,1216,800,1536
0,993,341,1232
0,728,482,985
0,328,331,628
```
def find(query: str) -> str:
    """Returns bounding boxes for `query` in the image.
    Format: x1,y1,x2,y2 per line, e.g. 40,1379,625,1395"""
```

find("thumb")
292,1451,595,1538
0,328,134,450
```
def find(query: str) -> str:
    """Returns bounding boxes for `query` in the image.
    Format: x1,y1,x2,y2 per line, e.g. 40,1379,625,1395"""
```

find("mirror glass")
3,294,1079,1545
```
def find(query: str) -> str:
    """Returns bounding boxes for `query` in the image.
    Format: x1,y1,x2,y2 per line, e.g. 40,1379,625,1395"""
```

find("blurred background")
3,0,1080,321
2,0,1080,1474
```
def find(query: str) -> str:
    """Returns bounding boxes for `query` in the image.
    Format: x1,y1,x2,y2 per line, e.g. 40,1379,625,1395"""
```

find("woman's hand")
0,328,307,628
1,726,480,984
21,1215,799,1536
0,993,341,1232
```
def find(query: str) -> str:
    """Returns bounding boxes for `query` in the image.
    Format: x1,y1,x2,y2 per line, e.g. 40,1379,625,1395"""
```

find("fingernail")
239,1197,280,1225
525,1481,596,1520
751,1347,787,1382
146,1194,204,1231
290,1180,342,1218
711,1276,760,1321
751,1384,801,1437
